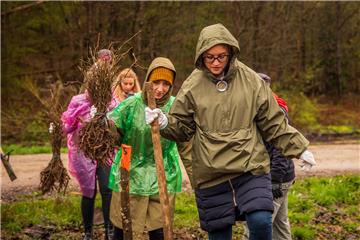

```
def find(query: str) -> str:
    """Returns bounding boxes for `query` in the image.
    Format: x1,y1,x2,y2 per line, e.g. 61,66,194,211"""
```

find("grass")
288,175,360,240
291,226,315,240
1,194,82,234
1,144,68,155
174,193,199,227
1,175,360,239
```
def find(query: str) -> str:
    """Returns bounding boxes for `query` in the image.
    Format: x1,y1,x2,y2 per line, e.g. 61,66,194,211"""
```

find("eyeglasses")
203,54,230,63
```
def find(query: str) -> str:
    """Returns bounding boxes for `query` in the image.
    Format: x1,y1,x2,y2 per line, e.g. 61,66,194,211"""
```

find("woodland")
1,1,360,144
1,2,360,240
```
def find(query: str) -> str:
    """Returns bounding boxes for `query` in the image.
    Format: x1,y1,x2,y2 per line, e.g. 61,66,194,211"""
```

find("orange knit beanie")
148,67,174,85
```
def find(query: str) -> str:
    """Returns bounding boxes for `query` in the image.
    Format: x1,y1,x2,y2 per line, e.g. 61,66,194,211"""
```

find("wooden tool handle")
145,82,173,240
120,144,132,240
0,149,17,181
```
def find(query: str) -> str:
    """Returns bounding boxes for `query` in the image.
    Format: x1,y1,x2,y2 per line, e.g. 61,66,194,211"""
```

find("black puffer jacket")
195,173,273,232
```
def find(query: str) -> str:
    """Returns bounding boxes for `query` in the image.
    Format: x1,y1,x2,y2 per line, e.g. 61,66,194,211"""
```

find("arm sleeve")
61,95,90,134
266,142,287,183
255,83,309,158
161,82,196,142
107,100,130,139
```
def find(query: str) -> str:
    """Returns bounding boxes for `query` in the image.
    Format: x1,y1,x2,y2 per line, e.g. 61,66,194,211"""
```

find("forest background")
1,1,360,146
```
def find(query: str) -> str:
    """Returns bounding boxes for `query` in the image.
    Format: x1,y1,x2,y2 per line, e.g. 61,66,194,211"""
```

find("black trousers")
81,164,112,232
113,226,164,240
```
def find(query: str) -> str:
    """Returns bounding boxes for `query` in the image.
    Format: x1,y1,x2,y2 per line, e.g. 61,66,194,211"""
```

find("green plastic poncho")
107,93,182,195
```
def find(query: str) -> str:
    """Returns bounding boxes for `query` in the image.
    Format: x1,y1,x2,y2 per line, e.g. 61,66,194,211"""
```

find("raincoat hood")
142,57,176,107
195,23,240,71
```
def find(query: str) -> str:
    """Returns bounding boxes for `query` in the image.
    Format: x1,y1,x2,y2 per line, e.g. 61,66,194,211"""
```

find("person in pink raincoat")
61,49,119,240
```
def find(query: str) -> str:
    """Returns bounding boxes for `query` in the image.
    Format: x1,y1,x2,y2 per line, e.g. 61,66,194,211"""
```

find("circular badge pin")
216,80,228,92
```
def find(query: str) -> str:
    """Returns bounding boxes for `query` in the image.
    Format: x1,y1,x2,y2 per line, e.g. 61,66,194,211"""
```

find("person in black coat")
243,73,296,240
261,73,295,240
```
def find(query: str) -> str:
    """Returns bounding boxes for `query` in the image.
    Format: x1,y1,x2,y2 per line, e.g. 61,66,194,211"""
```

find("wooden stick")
0,148,17,181
120,144,132,240
145,82,173,240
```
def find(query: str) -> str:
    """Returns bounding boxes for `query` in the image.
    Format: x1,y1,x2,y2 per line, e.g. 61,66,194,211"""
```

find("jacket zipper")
228,180,238,207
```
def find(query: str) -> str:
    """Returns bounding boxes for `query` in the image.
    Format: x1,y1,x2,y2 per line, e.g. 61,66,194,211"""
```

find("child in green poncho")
107,57,182,240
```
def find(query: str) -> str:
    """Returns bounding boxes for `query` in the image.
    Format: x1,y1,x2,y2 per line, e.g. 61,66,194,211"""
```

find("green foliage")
306,176,360,206
174,193,199,227
1,196,82,234
344,222,358,232
289,212,314,224
288,175,360,239
291,226,315,240
289,176,360,211
288,192,315,212
316,125,360,136
279,91,320,132
1,104,49,145
273,90,359,137
343,205,360,218
2,2,360,144
2,144,67,155
23,119,49,143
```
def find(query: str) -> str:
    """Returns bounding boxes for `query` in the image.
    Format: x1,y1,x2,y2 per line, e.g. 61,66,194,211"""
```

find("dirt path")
1,143,359,202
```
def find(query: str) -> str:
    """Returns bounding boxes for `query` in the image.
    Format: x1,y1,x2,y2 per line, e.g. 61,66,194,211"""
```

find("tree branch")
1,1,45,17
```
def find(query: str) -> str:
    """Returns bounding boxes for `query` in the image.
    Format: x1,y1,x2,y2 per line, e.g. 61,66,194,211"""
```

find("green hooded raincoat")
107,57,182,195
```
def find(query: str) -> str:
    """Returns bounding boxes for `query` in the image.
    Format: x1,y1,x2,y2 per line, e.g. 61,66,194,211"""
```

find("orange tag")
120,144,132,171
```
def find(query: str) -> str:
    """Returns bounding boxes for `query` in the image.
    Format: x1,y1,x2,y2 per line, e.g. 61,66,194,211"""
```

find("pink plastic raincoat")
61,92,118,198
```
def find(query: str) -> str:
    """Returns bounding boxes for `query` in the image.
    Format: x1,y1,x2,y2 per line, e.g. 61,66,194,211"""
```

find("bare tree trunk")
335,2,342,96
132,2,144,54
251,4,262,69
86,2,94,53
298,2,306,74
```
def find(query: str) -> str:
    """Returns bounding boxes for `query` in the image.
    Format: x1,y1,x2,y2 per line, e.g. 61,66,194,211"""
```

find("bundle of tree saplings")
25,80,74,194
40,120,70,194
78,50,122,165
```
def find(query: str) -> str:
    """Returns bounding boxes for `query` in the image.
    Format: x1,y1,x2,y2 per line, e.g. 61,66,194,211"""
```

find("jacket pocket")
196,128,253,169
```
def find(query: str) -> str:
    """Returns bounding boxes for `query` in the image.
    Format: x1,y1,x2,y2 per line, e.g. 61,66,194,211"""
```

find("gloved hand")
48,122,55,133
90,105,97,119
145,107,168,129
272,184,283,199
145,107,158,124
157,110,168,130
299,150,316,171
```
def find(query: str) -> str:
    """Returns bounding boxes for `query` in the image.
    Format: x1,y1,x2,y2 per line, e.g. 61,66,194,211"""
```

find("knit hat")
148,67,174,85
97,49,112,61
257,72,271,85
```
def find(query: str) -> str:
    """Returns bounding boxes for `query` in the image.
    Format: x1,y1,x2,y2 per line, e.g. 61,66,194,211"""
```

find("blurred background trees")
1,1,360,144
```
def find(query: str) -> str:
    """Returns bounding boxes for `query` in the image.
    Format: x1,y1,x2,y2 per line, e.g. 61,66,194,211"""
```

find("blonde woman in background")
113,68,141,102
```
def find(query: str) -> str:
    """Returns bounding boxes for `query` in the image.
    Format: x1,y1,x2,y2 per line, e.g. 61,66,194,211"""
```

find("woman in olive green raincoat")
107,57,182,240
145,24,316,240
